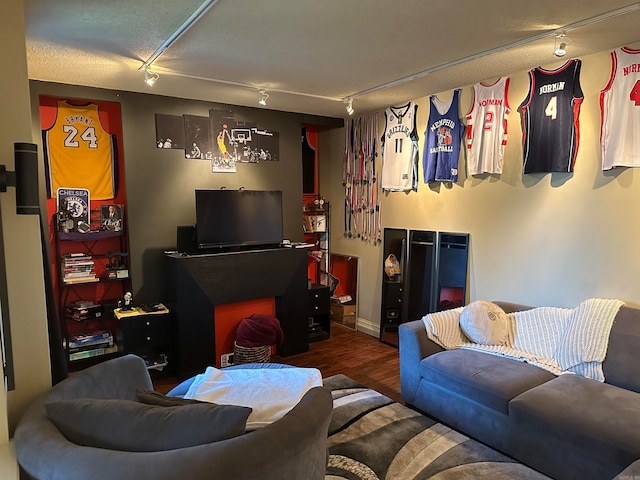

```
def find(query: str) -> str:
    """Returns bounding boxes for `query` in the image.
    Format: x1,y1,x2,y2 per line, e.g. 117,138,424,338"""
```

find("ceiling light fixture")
344,98,354,116
349,4,638,100
554,32,571,57
144,68,159,87
258,89,269,106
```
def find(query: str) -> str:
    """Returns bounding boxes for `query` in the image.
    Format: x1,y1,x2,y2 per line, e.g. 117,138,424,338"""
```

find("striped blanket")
422,298,624,381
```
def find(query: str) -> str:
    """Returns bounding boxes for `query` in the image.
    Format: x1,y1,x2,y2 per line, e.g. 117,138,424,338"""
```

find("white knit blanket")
184,366,322,429
422,298,624,381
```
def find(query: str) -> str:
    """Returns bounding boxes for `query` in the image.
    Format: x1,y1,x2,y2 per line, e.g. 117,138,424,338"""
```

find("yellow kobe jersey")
44,101,116,199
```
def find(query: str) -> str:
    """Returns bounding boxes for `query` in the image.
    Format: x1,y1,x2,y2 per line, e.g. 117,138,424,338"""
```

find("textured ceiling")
24,0,640,118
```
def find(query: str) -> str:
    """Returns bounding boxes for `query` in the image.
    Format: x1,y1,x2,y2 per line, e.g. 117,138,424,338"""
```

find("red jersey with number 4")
44,101,116,199
519,60,583,174
600,47,640,170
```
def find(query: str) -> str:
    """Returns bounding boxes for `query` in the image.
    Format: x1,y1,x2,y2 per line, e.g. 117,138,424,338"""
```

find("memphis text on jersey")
429,118,456,154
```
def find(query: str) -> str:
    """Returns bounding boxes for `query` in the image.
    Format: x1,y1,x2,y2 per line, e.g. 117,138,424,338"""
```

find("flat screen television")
195,189,283,249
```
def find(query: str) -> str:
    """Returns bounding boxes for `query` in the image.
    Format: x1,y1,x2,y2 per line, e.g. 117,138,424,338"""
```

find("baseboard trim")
356,318,378,338
0,440,18,480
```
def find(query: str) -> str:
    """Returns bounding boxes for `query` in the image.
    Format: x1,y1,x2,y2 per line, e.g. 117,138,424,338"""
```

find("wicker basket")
233,342,271,365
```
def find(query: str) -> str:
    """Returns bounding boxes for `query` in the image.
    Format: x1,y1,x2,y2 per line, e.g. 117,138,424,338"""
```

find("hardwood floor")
153,322,402,403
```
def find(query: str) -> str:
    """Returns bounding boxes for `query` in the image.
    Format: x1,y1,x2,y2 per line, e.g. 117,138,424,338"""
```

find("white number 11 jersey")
381,102,419,192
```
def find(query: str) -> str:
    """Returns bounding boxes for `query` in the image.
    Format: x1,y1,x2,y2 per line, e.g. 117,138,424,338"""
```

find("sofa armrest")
613,459,640,479
399,319,444,405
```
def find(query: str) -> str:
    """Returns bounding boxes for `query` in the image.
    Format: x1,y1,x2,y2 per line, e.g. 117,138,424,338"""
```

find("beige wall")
321,42,640,336
0,0,51,474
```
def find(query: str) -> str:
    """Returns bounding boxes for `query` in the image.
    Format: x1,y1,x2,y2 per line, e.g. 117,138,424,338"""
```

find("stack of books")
65,300,103,321
61,253,98,284
65,329,117,361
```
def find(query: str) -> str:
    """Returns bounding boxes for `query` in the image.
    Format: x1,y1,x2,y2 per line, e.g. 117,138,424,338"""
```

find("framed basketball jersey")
519,60,583,174
465,77,510,176
600,47,640,170
43,101,117,199
380,102,419,192
423,89,464,183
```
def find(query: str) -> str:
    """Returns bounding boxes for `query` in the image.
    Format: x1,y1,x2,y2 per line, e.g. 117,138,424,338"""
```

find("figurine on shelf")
122,291,133,311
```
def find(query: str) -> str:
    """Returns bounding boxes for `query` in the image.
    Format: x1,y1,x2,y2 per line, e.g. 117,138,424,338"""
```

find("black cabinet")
380,228,407,346
406,230,437,321
435,232,470,311
380,228,470,347
117,307,171,368
308,283,330,342
165,247,309,379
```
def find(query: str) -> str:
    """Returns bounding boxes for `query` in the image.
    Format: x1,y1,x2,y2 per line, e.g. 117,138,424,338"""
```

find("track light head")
258,89,269,106
554,32,571,57
144,68,159,87
344,97,354,116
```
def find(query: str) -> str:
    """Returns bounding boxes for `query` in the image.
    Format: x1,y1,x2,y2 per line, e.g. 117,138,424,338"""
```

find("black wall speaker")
14,143,39,215
176,225,197,254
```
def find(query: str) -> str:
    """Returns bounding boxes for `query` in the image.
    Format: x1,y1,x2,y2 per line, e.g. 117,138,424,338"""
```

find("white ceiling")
24,0,640,119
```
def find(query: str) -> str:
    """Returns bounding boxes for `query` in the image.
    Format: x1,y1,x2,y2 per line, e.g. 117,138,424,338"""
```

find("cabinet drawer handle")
146,321,150,326
314,294,319,298
146,336,151,341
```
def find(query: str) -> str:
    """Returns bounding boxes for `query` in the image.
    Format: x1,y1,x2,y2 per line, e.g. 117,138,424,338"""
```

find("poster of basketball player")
154,114,185,149
209,108,239,171
183,115,212,160
253,127,279,162
209,108,280,165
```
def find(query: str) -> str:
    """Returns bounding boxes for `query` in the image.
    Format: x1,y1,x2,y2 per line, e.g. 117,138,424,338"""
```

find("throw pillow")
459,300,509,345
45,398,252,452
136,388,205,407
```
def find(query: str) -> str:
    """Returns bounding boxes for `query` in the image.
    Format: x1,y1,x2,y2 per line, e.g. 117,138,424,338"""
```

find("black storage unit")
380,228,470,347
308,283,330,342
406,230,438,321
119,311,171,359
165,247,309,379
379,228,407,346
435,232,470,311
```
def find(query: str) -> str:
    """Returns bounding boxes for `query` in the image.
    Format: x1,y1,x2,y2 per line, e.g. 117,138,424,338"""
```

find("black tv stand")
193,243,283,255
165,247,309,378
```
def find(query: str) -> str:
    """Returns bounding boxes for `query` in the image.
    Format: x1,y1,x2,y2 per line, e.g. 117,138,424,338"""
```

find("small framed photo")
100,204,123,232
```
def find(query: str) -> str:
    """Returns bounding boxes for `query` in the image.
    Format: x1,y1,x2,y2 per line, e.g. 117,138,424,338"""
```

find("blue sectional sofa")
399,301,640,480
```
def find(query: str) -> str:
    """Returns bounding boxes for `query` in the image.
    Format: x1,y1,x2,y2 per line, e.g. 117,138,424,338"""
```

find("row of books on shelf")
64,329,117,362
61,253,97,284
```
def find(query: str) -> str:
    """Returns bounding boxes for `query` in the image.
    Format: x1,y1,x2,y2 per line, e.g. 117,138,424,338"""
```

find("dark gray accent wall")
29,81,339,304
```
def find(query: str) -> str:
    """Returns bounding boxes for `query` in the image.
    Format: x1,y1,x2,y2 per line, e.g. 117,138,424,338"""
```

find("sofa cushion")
509,374,640,478
45,398,252,452
459,300,508,345
603,305,640,393
420,349,556,414
136,389,206,407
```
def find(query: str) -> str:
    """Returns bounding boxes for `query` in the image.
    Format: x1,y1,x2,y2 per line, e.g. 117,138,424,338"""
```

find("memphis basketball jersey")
600,47,640,170
423,89,464,183
381,102,419,192
465,77,510,175
44,101,116,199
519,59,583,174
